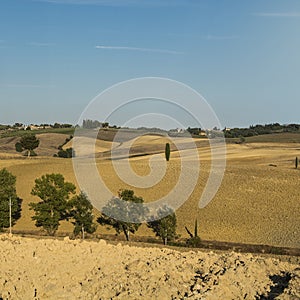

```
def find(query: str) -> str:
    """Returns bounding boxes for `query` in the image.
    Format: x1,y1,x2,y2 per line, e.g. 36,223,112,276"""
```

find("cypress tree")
165,143,170,162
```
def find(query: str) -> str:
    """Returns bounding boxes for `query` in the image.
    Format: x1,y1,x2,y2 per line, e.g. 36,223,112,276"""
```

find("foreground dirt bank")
0,235,299,299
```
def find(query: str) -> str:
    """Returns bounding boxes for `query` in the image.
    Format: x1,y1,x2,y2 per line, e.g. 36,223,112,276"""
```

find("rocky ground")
0,235,299,299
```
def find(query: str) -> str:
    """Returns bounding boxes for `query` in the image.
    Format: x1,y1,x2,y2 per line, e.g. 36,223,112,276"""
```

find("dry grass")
0,133,69,157
0,134,299,248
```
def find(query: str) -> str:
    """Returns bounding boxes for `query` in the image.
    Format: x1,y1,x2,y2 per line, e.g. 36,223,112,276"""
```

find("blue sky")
0,0,300,128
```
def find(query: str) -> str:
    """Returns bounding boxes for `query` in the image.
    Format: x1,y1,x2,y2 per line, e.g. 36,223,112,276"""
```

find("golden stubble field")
0,134,299,248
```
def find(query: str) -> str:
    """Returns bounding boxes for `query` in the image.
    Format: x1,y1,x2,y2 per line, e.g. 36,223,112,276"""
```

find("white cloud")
254,12,300,17
95,45,183,55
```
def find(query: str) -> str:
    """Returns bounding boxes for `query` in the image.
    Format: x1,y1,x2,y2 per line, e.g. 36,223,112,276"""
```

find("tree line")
224,123,300,138
0,170,177,245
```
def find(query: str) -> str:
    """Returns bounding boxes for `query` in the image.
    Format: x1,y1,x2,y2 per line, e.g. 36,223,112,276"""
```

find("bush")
186,236,202,248
57,148,75,158
24,150,37,157
15,142,23,153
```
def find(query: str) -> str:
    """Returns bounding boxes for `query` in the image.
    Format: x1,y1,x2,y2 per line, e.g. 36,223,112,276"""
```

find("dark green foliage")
17,134,40,157
52,123,73,129
0,169,22,231
57,148,75,158
147,205,177,245
70,192,96,239
57,149,68,158
29,173,76,235
295,157,298,169
15,142,23,152
56,135,74,158
187,127,202,135
194,218,198,237
97,189,147,241
185,219,202,248
165,142,170,161
224,123,300,139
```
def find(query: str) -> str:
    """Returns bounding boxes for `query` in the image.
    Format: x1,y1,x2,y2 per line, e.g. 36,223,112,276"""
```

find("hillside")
0,131,299,249
0,133,70,158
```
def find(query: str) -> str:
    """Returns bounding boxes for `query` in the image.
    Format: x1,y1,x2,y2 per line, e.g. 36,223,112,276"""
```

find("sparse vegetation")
236,136,246,144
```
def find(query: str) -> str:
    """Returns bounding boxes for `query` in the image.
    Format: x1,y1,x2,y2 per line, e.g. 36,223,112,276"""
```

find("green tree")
165,142,170,161
147,205,177,245
29,173,76,235
97,189,147,241
70,191,96,239
0,169,22,231
16,134,40,157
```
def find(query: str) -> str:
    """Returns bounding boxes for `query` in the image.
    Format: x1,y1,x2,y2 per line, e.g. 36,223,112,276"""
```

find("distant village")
1,120,299,139
0,122,73,132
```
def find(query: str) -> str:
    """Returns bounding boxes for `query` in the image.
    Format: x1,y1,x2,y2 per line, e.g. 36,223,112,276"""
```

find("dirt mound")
0,235,299,299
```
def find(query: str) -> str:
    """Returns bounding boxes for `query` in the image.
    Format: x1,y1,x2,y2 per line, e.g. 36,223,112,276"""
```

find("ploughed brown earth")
0,235,299,299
